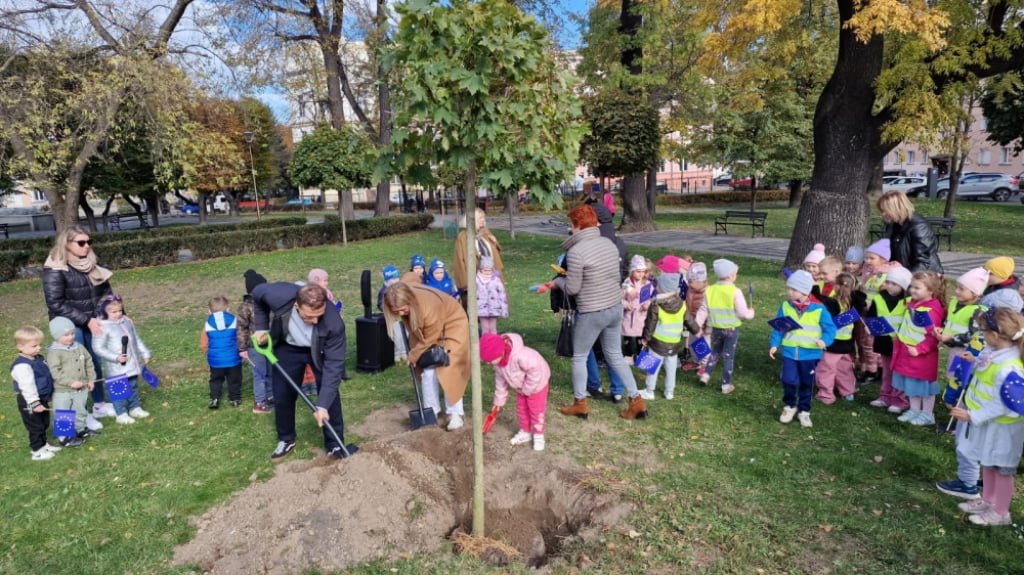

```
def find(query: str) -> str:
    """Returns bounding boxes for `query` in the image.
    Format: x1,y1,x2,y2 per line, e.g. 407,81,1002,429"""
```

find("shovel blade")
409,408,438,430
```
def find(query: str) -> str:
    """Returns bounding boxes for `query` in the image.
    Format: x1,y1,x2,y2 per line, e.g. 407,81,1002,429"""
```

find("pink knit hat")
957,267,990,297
479,333,506,363
803,243,826,265
656,255,680,274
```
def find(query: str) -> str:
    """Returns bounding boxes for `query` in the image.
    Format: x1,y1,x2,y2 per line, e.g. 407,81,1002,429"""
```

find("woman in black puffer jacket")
43,226,114,415
877,191,944,274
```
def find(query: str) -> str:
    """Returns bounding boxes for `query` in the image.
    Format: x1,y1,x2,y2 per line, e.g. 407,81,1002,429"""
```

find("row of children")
12,295,151,460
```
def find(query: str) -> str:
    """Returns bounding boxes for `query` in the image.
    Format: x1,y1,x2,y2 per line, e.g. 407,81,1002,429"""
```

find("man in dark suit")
252,282,352,460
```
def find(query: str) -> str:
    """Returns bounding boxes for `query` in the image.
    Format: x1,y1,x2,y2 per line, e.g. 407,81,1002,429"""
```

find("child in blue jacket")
769,270,837,428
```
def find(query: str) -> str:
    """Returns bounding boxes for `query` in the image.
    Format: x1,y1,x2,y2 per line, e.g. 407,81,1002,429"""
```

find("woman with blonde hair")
383,280,471,430
42,225,115,422
876,191,943,274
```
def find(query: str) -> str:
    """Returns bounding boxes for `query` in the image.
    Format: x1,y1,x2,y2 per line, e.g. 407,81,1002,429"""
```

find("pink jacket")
492,333,551,407
621,277,652,337
602,192,615,214
891,296,946,381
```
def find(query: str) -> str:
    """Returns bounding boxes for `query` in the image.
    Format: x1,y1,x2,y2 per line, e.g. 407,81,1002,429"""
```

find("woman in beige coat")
383,279,471,430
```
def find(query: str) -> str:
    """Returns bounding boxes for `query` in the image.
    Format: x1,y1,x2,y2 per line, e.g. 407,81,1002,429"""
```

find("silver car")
937,173,1018,202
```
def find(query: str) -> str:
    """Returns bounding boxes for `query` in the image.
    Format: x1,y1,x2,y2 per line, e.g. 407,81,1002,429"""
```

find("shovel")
252,334,358,458
401,323,438,429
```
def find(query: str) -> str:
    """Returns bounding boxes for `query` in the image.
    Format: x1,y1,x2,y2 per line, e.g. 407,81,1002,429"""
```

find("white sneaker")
86,413,104,431
446,414,464,431
699,373,711,385
869,399,889,408
779,406,797,424
116,413,136,425
664,390,674,400
42,443,62,453
128,407,150,419
797,411,813,428
533,434,545,451
510,430,532,445
93,402,117,418
887,405,905,414
31,448,55,461
638,390,655,400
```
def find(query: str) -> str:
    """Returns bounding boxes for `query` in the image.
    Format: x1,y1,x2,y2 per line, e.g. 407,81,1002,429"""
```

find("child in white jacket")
94,295,152,424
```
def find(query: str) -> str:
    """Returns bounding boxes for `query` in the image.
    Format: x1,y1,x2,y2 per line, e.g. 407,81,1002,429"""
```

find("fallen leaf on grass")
819,525,833,533
822,491,833,497
872,509,883,516
627,530,641,539
873,455,884,463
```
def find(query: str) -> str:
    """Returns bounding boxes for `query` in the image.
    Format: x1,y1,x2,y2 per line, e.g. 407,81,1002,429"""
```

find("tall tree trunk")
785,0,887,268
787,180,804,208
619,174,655,232
462,159,485,537
373,0,392,217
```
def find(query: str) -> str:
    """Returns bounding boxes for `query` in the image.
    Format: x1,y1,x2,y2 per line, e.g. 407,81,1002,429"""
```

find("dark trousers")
781,356,819,412
272,344,346,450
209,364,242,401
17,394,51,451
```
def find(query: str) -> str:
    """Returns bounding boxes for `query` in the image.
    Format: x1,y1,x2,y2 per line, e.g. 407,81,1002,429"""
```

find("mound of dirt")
172,405,633,574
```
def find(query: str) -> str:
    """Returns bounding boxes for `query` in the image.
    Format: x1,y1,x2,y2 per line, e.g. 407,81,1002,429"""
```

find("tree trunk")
619,174,656,233
79,187,97,231
646,167,657,215
787,180,804,208
374,0,392,217
785,0,888,269
461,159,485,538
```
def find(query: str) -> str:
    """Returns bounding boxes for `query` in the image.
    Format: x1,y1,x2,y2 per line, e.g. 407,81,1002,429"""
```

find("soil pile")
172,405,632,574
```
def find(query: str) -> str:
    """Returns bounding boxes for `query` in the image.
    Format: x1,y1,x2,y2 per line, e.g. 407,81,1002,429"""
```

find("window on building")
979,117,988,130
1001,147,1011,164
33,190,46,202
979,149,991,165
907,151,915,164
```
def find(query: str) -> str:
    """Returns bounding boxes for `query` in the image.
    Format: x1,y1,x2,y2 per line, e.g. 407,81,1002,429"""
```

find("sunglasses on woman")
70,239,92,247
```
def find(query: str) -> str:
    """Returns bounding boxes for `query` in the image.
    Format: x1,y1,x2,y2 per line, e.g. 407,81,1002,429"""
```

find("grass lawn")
1,226,1022,574
654,197,1024,256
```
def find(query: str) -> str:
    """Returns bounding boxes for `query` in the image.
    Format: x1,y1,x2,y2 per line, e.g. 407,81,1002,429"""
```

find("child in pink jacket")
622,254,654,364
891,271,947,427
481,333,550,452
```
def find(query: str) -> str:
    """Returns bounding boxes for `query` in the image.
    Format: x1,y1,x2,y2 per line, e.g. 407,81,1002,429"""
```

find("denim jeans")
74,328,105,403
706,327,740,388
571,304,637,400
111,375,142,415
781,357,817,412
247,346,272,404
586,349,624,396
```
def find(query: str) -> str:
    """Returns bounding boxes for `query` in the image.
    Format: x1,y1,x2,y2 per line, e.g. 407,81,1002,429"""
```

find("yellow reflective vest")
707,283,741,329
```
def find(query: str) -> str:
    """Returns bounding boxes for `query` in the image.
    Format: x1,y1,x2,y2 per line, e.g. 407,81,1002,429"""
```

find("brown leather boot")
619,395,648,420
559,397,588,419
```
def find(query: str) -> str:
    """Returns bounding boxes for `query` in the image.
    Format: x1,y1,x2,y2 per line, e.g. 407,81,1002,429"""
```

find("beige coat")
404,283,471,404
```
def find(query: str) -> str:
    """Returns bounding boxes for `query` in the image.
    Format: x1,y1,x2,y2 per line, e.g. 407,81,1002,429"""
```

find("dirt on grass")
172,405,633,574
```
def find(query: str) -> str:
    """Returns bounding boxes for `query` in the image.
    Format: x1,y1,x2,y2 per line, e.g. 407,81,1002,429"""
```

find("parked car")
179,203,199,215
713,174,732,187
884,176,927,196
285,198,313,205
936,173,1018,202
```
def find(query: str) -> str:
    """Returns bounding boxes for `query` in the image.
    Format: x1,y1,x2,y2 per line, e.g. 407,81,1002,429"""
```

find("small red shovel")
482,406,499,434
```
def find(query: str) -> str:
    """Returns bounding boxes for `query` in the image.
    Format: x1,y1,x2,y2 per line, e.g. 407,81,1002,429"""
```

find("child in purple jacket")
476,256,508,334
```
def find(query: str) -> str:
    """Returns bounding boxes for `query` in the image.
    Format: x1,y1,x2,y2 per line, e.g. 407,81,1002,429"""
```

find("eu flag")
690,337,712,361
106,374,133,401
911,308,933,328
833,309,861,328
141,367,159,388
53,409,77,438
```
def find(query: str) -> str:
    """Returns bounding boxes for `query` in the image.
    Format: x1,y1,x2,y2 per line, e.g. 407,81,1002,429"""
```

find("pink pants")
815,351,857,403
516,384,548,435
480,317,498,334
854,323,880,373
876,355,908,409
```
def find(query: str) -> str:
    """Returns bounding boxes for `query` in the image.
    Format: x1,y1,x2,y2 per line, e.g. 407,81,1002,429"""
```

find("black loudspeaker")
355,269,395,374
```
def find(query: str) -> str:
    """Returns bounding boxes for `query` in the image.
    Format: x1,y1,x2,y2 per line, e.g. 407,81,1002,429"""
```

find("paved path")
478,214,1023,278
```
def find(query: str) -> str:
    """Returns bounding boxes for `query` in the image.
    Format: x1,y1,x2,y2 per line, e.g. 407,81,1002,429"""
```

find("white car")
882,176,927,196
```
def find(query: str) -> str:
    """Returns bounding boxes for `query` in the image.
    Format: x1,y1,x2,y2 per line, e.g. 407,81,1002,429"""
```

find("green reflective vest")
652,305,687,344
965,354,1024,425
707,283,741,329
944,298,985,339
780,303,823,350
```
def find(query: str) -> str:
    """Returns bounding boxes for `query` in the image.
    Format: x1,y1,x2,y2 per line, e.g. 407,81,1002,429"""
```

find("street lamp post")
243,131,262,222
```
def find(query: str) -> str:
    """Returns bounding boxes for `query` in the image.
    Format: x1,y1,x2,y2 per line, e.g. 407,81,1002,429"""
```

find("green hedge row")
0,214,433,282
655,189,790,206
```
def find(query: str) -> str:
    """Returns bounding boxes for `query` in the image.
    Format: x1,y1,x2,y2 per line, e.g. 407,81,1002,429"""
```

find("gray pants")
571,304,638,400
52,389,89,434
954,419,981,484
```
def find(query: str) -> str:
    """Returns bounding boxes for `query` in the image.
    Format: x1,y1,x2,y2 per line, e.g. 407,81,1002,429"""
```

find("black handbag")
416,321,450,369
556,308,574,358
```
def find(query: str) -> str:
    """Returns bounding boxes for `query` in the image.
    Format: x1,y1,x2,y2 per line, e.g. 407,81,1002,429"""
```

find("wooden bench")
714,210,768,237
109,213,149,231
868,217,956,251
0,223,7,239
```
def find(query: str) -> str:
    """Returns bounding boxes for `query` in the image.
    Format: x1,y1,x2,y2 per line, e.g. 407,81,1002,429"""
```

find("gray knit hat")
49,316,75,339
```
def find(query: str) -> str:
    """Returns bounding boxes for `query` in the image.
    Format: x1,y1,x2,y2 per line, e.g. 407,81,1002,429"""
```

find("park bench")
0,223,7,239
868,217,956,251
714,210,768,238
109,213,149,231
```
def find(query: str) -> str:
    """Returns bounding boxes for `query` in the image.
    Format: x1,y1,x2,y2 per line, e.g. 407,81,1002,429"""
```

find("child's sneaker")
59,436,86,448
31,447,55,461
86,413,104,431
968,509,1011,526
252,402,273,414
779,406,797,424
533,434,545,451
958,499,992,514
797,411,813,428
910,412,935,426
721,384,735,395
681,362,698,371
93,402,117,418
699,373,711,385
510,430,532,446
638,389,655,400
887,405,905,414
446,414,464,431
897,409,919,422
869,399,889,408
664,390,674,400
843,395,855,402
42,443,62,453
936,480,980,499
116,413,136,425
128,407,149,419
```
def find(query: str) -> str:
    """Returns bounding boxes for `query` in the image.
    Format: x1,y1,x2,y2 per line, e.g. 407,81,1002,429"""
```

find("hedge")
0,214,433,282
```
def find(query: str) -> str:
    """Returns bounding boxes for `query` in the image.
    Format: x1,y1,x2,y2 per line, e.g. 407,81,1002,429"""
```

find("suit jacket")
252,282,348,409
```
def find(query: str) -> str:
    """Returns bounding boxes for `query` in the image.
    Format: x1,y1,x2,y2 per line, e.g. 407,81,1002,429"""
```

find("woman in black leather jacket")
42,226,114,414
877,191,944,274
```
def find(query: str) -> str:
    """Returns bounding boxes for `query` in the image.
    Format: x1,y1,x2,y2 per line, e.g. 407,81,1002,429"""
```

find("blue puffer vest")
11,355,54,397
205,311,241,368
